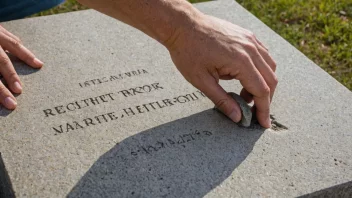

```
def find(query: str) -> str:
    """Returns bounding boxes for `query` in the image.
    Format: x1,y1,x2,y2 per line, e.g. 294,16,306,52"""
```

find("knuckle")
13,36,22,44
242,42,257,53
7,71,19,82
259,85,271,97
0,55,10,65
239,53,252,64
8,37,22,48
271,60,277,71
215,98,231,113
246,31,256,39
268,75,278,89
272,75,279,86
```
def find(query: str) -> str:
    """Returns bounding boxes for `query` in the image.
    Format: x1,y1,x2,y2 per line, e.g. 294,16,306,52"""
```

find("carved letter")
142,85,152,93
66,103,76,111
83,118,96,127
66,123,75,132
53,125,64,134
123,108,135,116
55,105,66,114
107,112,118,120
118,90,132,97
43,109,55,117
151,83,164,90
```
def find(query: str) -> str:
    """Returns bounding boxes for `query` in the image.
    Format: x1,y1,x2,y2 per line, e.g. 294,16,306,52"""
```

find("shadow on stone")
0,108,13,117
67,109,264,198
7,53,40,76
0,94,18,117
0,153,15,198
0,54,39,116
298,181,352,198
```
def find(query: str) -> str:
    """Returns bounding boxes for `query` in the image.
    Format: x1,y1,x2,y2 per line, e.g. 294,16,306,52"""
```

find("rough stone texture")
0,0,352,197
229,92,252,127
215,92,252,127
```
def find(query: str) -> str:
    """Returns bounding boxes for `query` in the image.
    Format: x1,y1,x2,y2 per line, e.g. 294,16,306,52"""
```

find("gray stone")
215,92,252,127
228,92,252,127
0,0,352,197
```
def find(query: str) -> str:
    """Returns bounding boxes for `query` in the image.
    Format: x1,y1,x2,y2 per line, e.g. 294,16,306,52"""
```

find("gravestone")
1,0,352,197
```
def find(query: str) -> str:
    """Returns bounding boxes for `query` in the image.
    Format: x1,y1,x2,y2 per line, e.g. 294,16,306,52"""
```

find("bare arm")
77,0,277,128
76,0,200,45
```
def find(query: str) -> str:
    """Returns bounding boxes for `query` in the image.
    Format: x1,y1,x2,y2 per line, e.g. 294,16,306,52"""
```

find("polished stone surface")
0,0,352,197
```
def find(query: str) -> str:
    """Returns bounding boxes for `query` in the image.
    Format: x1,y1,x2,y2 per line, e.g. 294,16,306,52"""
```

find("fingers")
0,80,17,110
0,25,22,45
240,88,253,103
195,73,242,123
249,49,277,103
253,38,276,71
255,48,277,99
0,46,22,94
238,56,271,128
0,28,43,68
246,37,276,127
243,35,277,103
255,37,268,51
0,26,44,110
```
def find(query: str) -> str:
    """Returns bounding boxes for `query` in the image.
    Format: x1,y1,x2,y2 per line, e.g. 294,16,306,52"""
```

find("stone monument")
0,0,351,197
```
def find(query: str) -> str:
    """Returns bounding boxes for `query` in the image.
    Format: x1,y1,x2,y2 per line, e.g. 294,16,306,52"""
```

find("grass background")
31,0,352,90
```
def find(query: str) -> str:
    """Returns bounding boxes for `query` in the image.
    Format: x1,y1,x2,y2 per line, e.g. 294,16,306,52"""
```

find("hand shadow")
0,53,40,117
6,53,40,76
0,153,15,198
67,109,265,198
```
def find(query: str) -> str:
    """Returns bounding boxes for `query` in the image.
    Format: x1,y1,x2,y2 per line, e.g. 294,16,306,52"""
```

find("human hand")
0,25,43,110
166,14,277,128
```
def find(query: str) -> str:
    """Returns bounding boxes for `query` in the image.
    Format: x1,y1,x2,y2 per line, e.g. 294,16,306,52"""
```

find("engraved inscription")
43,82,164,117
130,130,213,157
52,112,119,134
78,69,149,88
43,93,115,117
117,83,163,97
52,90,207,135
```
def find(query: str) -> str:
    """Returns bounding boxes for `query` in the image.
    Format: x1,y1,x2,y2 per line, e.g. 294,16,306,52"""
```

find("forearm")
77,0,203,46
77,0,276,128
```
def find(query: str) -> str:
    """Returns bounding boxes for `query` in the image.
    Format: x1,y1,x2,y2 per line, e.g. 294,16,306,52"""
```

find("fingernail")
14,81,22,92
228,111,240,123
33,58,44,66
4,97,17,109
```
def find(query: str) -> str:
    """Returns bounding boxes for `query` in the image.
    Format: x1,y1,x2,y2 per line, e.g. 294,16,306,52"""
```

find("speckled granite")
0,0,351,197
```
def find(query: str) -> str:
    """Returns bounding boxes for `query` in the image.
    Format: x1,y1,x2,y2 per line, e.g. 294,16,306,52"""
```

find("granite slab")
0,0,352,197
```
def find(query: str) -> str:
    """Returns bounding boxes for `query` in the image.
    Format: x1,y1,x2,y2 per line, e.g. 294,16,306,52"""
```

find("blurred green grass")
31,0,352,90
236,0,352,90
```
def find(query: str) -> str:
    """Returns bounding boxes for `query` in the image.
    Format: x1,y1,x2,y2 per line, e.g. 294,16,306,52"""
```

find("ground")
31,0,352,90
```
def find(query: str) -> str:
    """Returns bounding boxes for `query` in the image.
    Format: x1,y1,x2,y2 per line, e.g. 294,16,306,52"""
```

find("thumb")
196,75,242,122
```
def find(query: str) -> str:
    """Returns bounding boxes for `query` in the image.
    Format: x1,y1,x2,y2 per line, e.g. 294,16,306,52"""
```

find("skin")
0,0,277,128
0,25,43,110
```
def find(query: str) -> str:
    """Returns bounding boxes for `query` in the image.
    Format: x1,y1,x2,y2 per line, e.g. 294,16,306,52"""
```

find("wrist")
159,1,204,49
